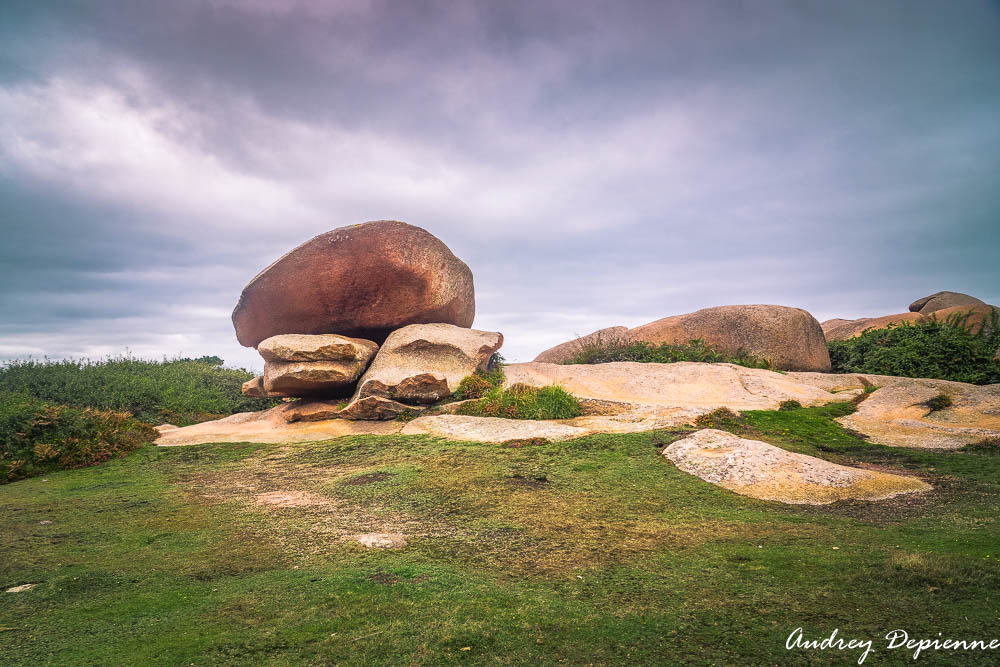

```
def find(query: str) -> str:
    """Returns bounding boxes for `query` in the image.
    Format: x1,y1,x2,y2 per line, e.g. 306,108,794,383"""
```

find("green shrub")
1,391,156,483
565,337,773,370
0,355,278,425
778,400,802,411
453,361,507,400
828,311,1000,385
457,384,582,420
924,393,953,412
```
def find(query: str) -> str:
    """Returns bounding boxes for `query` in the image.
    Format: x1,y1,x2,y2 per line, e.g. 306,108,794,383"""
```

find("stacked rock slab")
340,323,503,420
232,221,475,347
242,334,378,398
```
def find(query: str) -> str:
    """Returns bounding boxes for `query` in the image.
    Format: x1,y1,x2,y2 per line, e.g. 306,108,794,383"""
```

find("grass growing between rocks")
2,403,999,664
564,337,774,369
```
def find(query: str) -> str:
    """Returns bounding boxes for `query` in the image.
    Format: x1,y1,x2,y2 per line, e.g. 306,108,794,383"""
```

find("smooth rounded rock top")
233,221,475,348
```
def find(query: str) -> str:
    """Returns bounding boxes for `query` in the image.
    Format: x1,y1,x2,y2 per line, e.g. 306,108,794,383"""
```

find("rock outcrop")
505,361,846,411
823,313,926,341
252,333,379,397
628,305,831,371
909,291,985,316
533,326,631,363
927,304,999,334
258,334,378,363
663,429,931,504
817,375,1000,449
340,323,503,419
232,221,475,348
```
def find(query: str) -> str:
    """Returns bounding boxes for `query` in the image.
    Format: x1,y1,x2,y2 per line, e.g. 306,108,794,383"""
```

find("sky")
2,0,999,371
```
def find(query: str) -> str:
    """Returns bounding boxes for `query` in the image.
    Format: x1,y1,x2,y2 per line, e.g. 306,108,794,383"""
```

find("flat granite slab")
664,429,932,504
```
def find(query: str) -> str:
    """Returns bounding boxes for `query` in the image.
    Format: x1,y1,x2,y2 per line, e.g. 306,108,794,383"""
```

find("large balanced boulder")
340,323,503,419
663,429,930,504
232,221,475,348
823,312,926,341
908,291,985,316
533,326,631,363
628,305,831,371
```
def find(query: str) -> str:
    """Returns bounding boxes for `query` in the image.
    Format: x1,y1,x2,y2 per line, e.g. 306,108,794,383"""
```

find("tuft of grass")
924,393,953,413
778,400,802,411
565,337,773,370
453,361,507,401
0,355,278,425
457,384,582,420
1,391,156,483
828,309,1000,384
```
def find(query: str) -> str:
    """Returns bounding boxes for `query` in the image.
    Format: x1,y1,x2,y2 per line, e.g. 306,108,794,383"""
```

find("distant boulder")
628,304,831,372
908,291,985,316
533,326,631,364
928,304,999,335
232,221,475,348
823,313,926,341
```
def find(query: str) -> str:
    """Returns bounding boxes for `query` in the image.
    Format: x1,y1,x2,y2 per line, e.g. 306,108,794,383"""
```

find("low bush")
0,355,278,425
564,337,773,370
924,393,953,412
828,310,1000,385
457,384,582,420
778,400,802,411
1,391,156,483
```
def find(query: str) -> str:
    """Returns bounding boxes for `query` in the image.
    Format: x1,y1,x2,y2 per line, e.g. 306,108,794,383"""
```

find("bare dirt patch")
254,490,331,508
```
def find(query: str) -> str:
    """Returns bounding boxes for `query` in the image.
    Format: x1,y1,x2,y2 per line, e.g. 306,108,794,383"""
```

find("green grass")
565,337,774,369
828,310,1000,384
456,384,582,420
0,355,278,425
2,403,999,664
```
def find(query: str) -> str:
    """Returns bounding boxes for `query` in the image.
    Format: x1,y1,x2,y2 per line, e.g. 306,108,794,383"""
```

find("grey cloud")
1,0,999,365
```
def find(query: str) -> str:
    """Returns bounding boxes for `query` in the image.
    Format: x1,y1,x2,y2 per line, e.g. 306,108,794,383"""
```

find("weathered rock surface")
263,360,364,396
828,376,1000,449
909,291,985,315
242,375,284,398
155,403,400,446
280,399,345,423
533,326,631,363
402,415,590,442
505,362,842,411
338,395,420,421
927,304,998,334
663,429,931,504
153,424,178,434
820,318,852,334
232,221,475,348
258,333,378,363
341,323,502,418
628,305,831,371
823,313,926,341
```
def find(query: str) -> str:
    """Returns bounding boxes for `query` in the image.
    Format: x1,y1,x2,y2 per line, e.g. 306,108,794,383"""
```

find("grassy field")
2,403,998,665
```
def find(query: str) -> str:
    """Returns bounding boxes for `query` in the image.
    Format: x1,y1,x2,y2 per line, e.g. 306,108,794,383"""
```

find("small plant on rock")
924,393,953,413
778,400,803,411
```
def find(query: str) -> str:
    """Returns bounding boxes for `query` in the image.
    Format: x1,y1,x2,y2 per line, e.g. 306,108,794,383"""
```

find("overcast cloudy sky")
2,1,998,370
